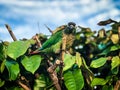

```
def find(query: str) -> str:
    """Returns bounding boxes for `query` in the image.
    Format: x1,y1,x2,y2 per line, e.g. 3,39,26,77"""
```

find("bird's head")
64,22,76,34
68,22,76,30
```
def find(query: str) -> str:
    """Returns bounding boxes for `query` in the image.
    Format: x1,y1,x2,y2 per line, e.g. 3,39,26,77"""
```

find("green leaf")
73,69,84,90
0,79,5,87
7,41,30,60
21,55,42,74
111,67,119,75
0,59,5,73
64,69,84,90
91,78,108,87
82,57,94,84
111,56,120,70
75,52,82,68
90,57,107,68
34,74,47,90
63,54,76,71
64,71,76,90
102,85,113,90
27,39,36,45
0,43,7,60
110,44,120,51
0,43,4,60
99,46,111,55
5,60,20,80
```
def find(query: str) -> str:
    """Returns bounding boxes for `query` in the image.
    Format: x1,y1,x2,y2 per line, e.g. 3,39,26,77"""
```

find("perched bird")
31,22,76,55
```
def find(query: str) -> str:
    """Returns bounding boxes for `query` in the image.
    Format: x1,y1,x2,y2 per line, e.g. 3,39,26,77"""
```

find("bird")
30,22,76,55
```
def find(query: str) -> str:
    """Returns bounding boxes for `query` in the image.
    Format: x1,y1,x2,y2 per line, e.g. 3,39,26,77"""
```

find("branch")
97,18,117,26
47,60,61,90
32,34,42,48
17,80,31,90
5,24,17,41
114,80,120,90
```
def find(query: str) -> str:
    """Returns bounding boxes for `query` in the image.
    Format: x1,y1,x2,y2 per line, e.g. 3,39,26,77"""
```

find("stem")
35,34,42,48
5,24,17,41
44,24,53,34
17,81,31,90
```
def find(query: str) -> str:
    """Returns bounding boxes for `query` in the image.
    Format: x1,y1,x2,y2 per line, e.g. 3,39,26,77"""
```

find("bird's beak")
69,25,75,29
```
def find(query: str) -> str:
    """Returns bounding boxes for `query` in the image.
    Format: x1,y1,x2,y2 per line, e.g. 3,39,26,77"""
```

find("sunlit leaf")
111,56,120,70
34,74,47,89
90,57,107,68
21,55,42,74
111,34,119,44
91,78,108,87
110,44,120,51
75,52,82,68
73,69,84,90
81,57,94,85
64,71,76,90
0,59,5,73
5,60,20,80
63,54,76,71
7,41,30,60
64,69,84,90
26,39,36,45
0,79,5,87
0,43,7,60
98,29,106,38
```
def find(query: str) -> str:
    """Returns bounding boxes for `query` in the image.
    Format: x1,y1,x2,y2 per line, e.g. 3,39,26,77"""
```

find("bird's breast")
64,34,75,49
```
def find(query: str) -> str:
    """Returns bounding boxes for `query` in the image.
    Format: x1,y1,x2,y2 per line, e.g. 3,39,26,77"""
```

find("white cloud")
0,0,119,41
0,24,46,42
0,26,8,34
0,26,13,41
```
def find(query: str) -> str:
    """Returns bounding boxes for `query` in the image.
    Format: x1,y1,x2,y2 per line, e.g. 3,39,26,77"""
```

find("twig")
35,34,42,48
44,24,53,34
5,24,17,41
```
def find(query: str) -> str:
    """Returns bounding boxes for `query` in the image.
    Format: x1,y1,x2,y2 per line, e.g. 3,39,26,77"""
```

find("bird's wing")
39,30,63,51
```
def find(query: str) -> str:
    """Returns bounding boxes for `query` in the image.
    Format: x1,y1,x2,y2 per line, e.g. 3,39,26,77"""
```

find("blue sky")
0,0,120,41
